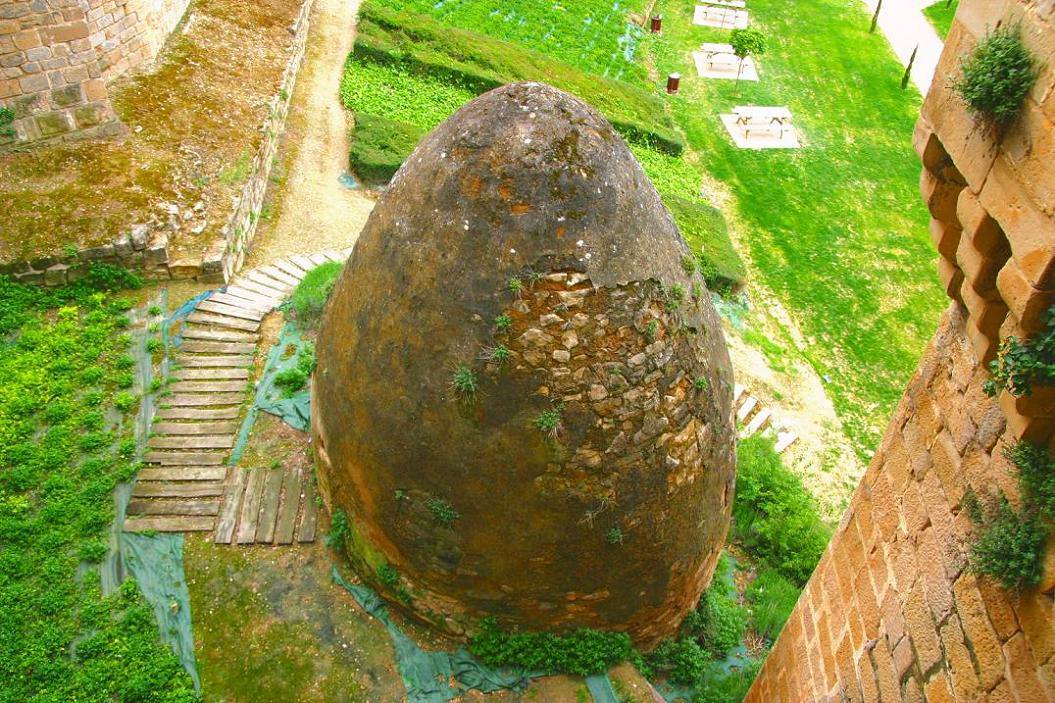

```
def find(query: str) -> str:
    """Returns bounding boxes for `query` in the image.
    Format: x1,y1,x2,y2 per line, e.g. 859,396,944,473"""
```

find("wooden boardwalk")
123,250,350,543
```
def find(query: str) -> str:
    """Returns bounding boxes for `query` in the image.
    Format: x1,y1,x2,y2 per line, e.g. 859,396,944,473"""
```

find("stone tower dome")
312,82,736,647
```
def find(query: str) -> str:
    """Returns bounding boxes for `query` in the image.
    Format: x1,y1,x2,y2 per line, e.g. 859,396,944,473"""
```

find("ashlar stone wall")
745,0,1054,700
0,0,190,146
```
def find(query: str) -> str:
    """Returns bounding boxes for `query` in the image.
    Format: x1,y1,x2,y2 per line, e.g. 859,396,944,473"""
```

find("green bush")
647,638,712,685
0,105,15,140
290,261,343,327
663,195,746,294
682,578,747,657
954,26,1036,125
733,436,831,586
274,367,307,396
746,567,801,640
965,441,1055,590
983,305,1054,398
469,617,632,676
352,2,684,154
349,113,425,186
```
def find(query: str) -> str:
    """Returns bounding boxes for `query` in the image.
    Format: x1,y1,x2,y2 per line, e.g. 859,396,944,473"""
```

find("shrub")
426,496,459,525
451,365,477,397
965,441,1055,590
683,582,747,656
746,567,801,639
326,508,350,550
663,195,746,294
733,436,831,586
983,305,1054,397
953,26,1036,125
348,113,425,186
647,638,712,685
0,105,14,140
469,617,632,676
274,367,308,396
290,261,343,327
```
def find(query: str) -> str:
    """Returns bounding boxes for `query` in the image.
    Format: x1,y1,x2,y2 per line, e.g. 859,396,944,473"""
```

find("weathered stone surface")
313,83,736,648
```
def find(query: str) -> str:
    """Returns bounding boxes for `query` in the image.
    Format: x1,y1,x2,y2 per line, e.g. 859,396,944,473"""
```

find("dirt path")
246,0,374,268
860,0,944,96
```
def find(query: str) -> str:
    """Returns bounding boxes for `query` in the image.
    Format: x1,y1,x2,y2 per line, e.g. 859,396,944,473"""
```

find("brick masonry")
0,0,192,147
745,1,1055,701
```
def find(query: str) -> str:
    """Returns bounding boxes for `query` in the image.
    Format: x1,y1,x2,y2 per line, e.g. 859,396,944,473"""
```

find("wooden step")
179,340,256,355
175,355,253,369
127,499,221,516
132,482,226,498
272,259,308,279
181,327,258,343
306,253,330,268
124,516,216,533
196,299,266,322
236,469,267,544
169,380,246,393
323,249,346,263
214,466,248,544
145,451,226,465
209,291,273,312
256,265,301,288
290,255,318,273
186,312,260,332
148,435,234,450
153,421,240,435
173,367,249,380
155,406,241,420
137,466,228,481
228,277,287,301
162,392,244,406
245,268,295,291
222,284,279,308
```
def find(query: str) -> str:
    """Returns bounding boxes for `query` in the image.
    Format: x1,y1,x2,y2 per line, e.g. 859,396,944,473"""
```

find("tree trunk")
870,0,883,33
902,45,918,89
735,57,744,94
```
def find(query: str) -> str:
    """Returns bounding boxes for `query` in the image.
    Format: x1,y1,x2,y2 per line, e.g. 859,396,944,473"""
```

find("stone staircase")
732,384,798,453
123,250,351,543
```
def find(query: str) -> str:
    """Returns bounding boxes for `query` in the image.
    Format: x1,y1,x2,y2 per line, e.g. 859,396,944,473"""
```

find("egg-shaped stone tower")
312,82,735,648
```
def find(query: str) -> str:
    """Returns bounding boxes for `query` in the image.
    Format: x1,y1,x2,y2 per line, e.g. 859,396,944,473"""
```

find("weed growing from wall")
954,25,1036,125
984,306,1054,397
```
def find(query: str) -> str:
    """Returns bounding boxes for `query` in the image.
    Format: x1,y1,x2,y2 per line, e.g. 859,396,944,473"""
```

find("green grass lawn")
924,0,959,40
645,0,944,455
0,269,195,702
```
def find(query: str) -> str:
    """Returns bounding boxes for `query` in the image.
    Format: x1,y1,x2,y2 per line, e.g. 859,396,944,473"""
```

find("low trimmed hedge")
348,113,424,186
664,195,747,293
355,1,685,155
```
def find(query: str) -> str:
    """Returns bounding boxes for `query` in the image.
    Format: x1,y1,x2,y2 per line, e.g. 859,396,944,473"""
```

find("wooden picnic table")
701,0,747,8
698,43,740,68
733,106,794,137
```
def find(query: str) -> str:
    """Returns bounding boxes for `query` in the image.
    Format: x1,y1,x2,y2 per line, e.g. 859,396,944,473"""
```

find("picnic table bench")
698,43,740,69
701,0,747,8
692,4,749,28
733,106,794,137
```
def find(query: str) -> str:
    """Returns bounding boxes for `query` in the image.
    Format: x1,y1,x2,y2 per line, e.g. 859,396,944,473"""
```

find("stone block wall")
744,0,1054,700
0,0,190,146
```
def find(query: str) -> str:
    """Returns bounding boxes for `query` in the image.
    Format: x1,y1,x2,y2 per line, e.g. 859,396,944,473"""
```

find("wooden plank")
124,516,216,532
149,435,234,450
214,466,247,544
162,392,244,406
290,255,317,272
322,249,346,263
137,466,227,481
228,277,287,301
169,380,246,393
306,253,329,268
175,355,253,368
180,327,258,343
236,469,267,544
144,451,226,465
222,284,279,308
255,469,284,543
208,291,273,313
128,499,221,516
153,421,240,436
172,367,249,381
272,258,308,279
243,270,293,294
297,477,318,542
155,406,241,420
197,299,266,322
257,265,301,288
179,340,256,355
186,312,260,332
132,481,225,498
273,468,302,545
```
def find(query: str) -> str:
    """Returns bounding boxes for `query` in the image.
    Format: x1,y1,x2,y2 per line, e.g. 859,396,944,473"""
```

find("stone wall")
0,0,190,146
744,0,1055,700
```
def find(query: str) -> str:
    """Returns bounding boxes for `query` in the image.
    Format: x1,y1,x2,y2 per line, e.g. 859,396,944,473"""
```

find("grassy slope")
924,0,958,40
646,0,944,454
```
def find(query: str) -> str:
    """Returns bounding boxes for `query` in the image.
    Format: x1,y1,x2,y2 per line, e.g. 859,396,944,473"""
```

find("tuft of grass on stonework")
645,0,944,457
923,0,958,40
953,25,1036,125
291,261,343,328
